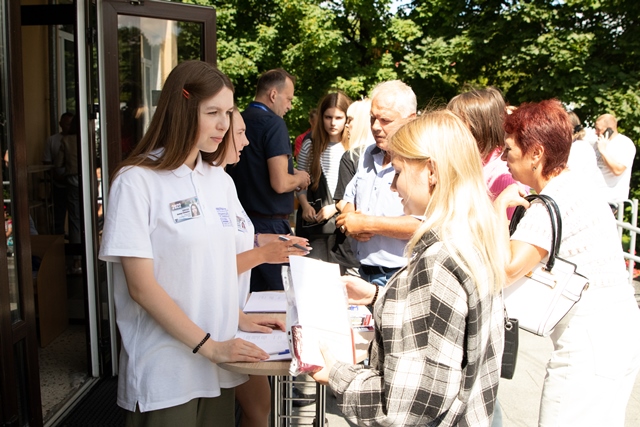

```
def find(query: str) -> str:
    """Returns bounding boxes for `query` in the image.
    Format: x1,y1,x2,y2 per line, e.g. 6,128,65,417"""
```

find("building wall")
21,23,49,167
21,22,52,233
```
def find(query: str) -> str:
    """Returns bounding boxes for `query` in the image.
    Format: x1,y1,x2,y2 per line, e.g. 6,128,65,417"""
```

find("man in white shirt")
336,81,421,286
594,114,636,203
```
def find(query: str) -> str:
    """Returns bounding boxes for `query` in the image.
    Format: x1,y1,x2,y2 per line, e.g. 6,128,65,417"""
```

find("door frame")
101,0,217,180
97,0,216,375
0,1,42,425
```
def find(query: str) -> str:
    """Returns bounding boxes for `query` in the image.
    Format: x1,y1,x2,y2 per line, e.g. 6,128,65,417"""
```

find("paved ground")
315,330,640,427
310,283,640,426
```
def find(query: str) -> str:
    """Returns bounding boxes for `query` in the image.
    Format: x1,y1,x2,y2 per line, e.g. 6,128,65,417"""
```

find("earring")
532,165,537,171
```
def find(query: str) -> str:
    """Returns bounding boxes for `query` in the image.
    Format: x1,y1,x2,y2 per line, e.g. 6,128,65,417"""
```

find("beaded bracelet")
193,333,210,354
370,285,380,306
254,233,260,248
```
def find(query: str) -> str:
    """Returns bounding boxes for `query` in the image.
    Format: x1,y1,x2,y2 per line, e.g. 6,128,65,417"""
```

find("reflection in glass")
0,0,21,323
58,29,76,114
118,16,202,159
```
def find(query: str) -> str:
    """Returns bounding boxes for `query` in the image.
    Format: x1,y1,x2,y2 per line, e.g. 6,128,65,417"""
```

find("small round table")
220,314,373,427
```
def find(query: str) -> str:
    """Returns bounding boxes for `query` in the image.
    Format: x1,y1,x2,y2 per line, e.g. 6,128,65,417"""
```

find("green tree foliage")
184,0,407,135
180,0,639,195
405,0,640,196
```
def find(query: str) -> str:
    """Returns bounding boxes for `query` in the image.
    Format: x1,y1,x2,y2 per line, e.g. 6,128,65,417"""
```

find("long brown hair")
447,87,506,160
309,91,352,190
112,61,234,180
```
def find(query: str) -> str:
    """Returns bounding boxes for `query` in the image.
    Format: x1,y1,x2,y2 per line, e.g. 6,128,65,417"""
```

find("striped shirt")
296,137,345,198
329,229,504,426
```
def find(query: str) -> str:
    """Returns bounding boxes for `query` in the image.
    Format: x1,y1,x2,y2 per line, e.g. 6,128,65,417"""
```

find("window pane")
0,0,21,323
117,16,202,159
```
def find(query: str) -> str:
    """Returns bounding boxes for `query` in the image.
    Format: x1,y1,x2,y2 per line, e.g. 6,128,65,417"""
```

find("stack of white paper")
287,256,355,368
243,291,287,313
235,330,291,361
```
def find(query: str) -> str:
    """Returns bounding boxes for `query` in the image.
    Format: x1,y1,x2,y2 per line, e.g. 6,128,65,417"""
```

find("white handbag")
504,194,589,337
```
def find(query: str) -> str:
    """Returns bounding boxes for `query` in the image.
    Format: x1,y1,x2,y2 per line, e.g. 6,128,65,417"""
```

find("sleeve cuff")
328,361,365,394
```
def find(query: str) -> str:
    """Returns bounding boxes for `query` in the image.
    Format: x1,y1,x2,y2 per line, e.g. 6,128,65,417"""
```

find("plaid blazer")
329,230,504,426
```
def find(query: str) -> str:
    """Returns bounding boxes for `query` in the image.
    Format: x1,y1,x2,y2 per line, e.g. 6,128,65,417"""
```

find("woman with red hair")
495,99,640,426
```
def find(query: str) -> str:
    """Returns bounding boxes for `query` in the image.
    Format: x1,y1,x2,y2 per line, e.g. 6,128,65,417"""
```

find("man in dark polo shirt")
229,68,310,291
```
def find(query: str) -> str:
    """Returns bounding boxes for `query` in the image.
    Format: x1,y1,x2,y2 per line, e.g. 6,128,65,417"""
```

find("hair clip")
182,89,190,99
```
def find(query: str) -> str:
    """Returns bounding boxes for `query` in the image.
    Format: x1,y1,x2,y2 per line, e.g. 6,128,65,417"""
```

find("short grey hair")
370,80,417,118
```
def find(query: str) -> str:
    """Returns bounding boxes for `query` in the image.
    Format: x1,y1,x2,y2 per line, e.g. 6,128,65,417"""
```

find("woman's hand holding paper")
311,344,336,385
340,276,377,305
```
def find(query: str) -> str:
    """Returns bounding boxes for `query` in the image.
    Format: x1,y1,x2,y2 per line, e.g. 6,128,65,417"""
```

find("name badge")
217,207,233,227
170,197,202,223
236,213,250,233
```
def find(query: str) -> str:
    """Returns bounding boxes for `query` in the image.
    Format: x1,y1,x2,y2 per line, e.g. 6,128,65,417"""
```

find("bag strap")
310,169,334,207
509,194,562,271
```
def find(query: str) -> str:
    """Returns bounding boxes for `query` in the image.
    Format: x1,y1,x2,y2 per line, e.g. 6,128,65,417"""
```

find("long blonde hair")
344,99,375,161
389,110,507,294
567,111,586,142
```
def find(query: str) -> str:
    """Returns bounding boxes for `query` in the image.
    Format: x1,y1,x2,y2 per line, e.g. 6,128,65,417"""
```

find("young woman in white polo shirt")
99,61,282,427
223,108,309,427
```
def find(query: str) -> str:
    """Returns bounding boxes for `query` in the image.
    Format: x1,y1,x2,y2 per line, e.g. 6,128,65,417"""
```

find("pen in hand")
278,236,311,252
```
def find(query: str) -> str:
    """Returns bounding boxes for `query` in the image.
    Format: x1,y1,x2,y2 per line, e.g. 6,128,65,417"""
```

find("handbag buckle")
505,320,514,330
540,266,559,288
527,268,558,289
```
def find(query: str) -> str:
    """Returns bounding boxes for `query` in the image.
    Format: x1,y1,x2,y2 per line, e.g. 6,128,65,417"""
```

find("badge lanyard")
249,102,269,112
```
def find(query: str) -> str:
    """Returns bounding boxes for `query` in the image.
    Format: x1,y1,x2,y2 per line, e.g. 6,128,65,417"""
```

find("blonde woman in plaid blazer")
313,110,507,426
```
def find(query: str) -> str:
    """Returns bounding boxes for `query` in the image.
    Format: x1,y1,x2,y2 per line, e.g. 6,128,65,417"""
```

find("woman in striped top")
296,91,352,261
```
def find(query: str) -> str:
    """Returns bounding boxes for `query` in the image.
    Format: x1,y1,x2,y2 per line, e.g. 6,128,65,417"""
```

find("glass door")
0,1,43,426
101,0,216,178
98,0,216,374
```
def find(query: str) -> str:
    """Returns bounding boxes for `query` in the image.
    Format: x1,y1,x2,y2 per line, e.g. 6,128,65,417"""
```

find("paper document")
235,330,291,361
243,291,287,313
287,256,355,367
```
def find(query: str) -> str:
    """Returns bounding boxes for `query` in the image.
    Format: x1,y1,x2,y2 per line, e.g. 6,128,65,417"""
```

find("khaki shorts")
125,388,235,427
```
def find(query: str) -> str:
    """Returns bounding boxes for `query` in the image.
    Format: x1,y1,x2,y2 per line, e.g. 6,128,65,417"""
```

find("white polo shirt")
224,173,255,309
99,153,244,412
595,133,636,202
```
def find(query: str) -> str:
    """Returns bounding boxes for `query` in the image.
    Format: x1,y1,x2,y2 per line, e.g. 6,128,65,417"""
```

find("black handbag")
501,313,519,380
295,171,336,239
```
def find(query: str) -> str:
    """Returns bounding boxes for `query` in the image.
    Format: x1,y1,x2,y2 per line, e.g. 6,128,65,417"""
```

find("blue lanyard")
249,102,269,112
